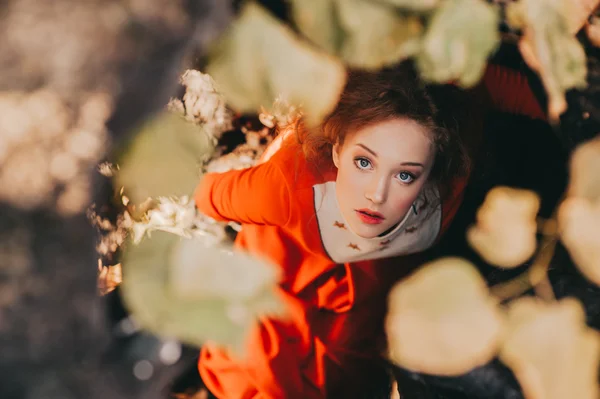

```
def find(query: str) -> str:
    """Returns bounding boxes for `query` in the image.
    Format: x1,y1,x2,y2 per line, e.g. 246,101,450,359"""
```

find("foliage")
386,258,504,375
289,0,424,69
106,0,600,395
121,230,284,355
500,297,600,399
204,0,587,126
412,0,500,87
385,135,600,398
467,187,540,268
507,0,588,120
206,1,346,127
114,112,213,205
114,69,289,353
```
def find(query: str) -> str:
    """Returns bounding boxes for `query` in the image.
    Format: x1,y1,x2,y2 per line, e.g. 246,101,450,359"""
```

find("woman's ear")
332,142,340,169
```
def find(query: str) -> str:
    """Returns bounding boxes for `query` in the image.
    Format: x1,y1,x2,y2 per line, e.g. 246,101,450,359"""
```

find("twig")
491,225,558,302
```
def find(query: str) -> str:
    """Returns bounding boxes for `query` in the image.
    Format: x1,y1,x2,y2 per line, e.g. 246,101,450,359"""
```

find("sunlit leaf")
386,257,504,375
500,297,600,399
337,0,423,69
288,0,341,55
507,0,587,120
129,196,197,244
558,197,600,285
178,70,233,141
587,16,600,47
289,0,423,70
567,135,600,202
207,1,346,126
115,112,213,204
568,0,600,34
379,0,439,12
467,186,540,268
120,232,285,354
415,0,500,87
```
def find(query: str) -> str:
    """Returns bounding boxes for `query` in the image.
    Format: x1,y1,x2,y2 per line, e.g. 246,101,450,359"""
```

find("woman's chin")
350,222,386,239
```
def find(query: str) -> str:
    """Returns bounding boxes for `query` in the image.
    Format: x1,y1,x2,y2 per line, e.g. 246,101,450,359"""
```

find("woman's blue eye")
354,158,372,170
397,172,414,183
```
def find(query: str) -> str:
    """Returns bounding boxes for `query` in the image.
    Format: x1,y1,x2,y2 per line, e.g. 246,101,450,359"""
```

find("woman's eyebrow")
401,162,424,168
357,143,424,167
356,143,377,157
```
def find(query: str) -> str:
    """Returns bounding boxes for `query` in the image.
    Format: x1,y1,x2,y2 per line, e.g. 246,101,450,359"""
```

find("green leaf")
114,112,213,204
120,231,284,354
379,0,439,11
206,1,346,126
289,0,343,55
415,0,500,87
507,0,587,120
337,0,424,69
289,0,424,69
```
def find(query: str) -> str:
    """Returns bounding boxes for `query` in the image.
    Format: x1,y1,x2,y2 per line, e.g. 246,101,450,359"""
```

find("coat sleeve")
482,63,547,121
194,161,292,226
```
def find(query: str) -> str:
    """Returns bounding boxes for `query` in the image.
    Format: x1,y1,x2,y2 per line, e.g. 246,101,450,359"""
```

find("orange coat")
194,63,545,399
195,131,465,399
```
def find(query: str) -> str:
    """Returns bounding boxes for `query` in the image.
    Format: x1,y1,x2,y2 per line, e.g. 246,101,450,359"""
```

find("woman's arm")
194,161,292,226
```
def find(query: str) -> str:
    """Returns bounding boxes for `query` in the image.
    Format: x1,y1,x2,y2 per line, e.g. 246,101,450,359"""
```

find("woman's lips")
355,209,385,225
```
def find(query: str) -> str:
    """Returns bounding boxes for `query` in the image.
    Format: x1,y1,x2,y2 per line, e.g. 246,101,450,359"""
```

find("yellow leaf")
289,0,423,70
169,237,280,302
120,232,285,354
500,297,600,399
415,0,500,87
568,0,600,34
386,257,504,375
587,17,600,47
207,2,346,126
567,135,600,202
337,0,424,69
467,187,540,268
508,0,588,120
288,0,342,55
379,0,439,11
115,112,213,204
558,197,600,285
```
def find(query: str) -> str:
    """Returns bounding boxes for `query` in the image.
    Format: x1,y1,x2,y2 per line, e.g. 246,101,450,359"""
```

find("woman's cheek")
388,186,421,216
344,168,365,196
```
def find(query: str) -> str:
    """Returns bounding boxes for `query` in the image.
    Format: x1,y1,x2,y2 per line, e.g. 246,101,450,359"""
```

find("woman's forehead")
344,118,434,159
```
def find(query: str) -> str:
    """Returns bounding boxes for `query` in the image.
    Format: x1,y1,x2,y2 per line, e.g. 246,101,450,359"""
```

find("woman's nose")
366,176,388,205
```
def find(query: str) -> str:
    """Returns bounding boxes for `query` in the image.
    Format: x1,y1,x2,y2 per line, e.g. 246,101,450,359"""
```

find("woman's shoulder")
261,129,336,190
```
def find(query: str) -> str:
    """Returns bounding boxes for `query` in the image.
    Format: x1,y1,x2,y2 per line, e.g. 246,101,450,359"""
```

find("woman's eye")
397,172,414,183
354,158,372,170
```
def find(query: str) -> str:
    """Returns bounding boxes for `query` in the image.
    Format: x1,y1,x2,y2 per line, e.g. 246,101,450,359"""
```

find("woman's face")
333,118,435,238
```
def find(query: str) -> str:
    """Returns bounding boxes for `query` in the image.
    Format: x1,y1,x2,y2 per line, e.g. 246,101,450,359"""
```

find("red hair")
291,61,474,200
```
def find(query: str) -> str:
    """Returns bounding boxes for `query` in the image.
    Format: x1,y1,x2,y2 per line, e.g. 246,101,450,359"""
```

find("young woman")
194,62,480,399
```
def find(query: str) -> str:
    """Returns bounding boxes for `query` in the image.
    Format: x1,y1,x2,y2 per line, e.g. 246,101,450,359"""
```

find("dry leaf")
207,1,346,126
558,197,600,285
380,0,439,11
567,135,600,202
500,297,600,399
288,0,340,55
115,112,213,204
587,16,600,47
508,0,587,120
386,257,504,375
336,0,423,69
169,238,279,302
415,0,500,87
467,187,541,268
120,232,285,354
289,0,423,70
568,0,600,34
178,70,233,140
